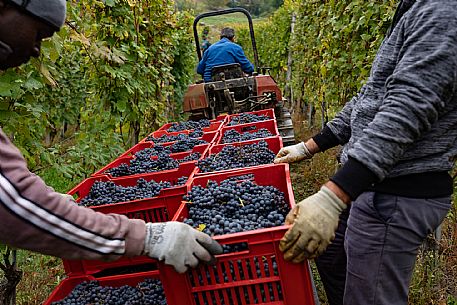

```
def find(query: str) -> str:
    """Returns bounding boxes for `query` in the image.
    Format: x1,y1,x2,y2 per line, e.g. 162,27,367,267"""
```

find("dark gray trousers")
315,192,451,305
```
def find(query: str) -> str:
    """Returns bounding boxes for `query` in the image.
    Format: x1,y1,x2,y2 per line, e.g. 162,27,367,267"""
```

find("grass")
15,252,65,305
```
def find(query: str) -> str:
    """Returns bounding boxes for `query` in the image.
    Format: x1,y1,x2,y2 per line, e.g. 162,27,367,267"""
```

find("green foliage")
289,0,397,117
0,0,194,187
234,0,396,118
234,5,292,87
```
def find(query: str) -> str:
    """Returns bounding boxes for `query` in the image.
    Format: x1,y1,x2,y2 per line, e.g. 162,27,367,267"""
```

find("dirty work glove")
61,193,75,201
143,222,223,273
274,142,313,164
279,186,346,262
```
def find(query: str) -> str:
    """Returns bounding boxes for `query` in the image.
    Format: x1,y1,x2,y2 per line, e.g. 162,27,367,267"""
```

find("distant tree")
204,0,229,10
228,0,283,16
176,0,198,11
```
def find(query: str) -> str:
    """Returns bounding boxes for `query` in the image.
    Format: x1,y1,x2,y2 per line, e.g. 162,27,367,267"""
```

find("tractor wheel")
275,102,296,146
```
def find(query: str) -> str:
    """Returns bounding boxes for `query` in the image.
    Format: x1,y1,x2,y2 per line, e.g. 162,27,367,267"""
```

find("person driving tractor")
197,27,254,82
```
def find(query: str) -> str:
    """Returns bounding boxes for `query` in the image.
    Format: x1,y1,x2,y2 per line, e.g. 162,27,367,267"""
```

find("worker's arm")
274,95,356,164
0,128,145,260
0,128,222,272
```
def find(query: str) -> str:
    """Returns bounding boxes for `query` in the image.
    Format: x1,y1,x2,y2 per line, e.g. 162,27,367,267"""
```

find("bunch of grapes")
176,176,188,186
221,128,273,143
189,129,204,138
79,178,174,207
177,152,201,164
196,141,275,173
146,130,205,144
106,154,180,177
227,114,270,126
51,278,166,305
133,145,171,159
183,175,288,238
170,138,207,153
146,133,189,144
167,119,211,132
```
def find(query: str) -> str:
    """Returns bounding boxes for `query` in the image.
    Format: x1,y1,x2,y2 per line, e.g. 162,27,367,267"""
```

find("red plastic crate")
92,144,209,178
139,130,219,146
68,182,185,223
225,109,276,127
69,165,195,202
216,114,229,122
64,167,194,276
195,136,283,176
44,270,163,305
63,256,157,278
216,119,280,145
161,164,315,305
158,119,223,133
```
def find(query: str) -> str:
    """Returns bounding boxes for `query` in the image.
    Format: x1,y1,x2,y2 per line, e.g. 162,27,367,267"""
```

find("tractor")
182,8,296,145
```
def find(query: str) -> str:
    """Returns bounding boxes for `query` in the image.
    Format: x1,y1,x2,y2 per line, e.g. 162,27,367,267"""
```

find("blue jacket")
197,38,254,82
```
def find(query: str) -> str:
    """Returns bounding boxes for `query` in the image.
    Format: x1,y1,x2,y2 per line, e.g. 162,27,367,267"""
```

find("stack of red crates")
45,111,316,305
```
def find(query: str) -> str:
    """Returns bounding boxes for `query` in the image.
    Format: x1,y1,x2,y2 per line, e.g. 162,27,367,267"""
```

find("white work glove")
274,142,313,164
279,186,347,262
143,222,223,273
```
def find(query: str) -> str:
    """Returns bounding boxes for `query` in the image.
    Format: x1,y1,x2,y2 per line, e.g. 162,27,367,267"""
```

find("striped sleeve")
0,128,145,260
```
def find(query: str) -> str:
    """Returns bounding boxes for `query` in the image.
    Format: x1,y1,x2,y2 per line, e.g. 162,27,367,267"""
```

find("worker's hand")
61,193,75,201
279,186,347,262
143,222,223,273
274,142,313,164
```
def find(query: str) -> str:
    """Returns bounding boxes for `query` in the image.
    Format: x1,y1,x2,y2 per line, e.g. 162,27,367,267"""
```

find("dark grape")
189,128,204,138
177,152,201,164
51,278,167,305
79,177,180,207
196,140,275,173
170,138,207,153
146,130,205,145
183,175,288,239
105,154,180,177
221,128,273,143
227,113,270,126
167,119,210,132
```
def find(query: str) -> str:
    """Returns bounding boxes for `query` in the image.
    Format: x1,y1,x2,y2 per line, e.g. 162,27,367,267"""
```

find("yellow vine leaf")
197,224,206,232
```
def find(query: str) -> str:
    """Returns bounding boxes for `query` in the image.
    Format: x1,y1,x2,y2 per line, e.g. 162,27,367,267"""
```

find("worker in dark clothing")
197,27,254,82
0,0,222,274
275,0,455,304
201,35,211,54
200,25,211,54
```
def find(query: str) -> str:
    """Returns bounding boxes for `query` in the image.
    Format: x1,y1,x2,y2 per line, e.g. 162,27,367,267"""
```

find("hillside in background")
176,0,283,16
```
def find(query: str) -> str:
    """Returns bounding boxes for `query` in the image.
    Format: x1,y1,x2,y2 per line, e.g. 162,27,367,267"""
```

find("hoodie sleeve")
311,94,358,151
0,128,145,260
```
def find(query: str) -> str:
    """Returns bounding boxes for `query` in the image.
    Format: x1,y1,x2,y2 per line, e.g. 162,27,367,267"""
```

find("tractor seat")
211,63,244,81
